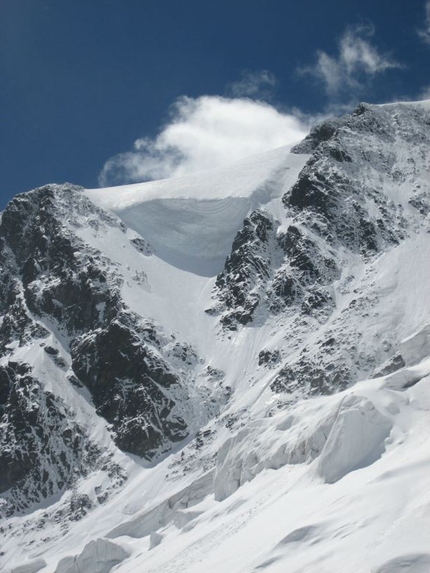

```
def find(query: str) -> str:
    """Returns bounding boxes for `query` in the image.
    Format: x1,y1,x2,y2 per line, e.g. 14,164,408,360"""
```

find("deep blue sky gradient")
0,0,428,207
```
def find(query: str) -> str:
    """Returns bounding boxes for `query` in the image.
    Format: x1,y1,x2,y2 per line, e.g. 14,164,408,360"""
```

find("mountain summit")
2,100,430,573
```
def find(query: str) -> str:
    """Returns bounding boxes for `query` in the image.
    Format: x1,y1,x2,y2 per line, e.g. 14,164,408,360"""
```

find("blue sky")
1,0,429,207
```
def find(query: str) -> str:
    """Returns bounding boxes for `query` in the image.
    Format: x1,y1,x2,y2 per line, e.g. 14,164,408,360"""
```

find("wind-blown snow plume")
99,95,309,186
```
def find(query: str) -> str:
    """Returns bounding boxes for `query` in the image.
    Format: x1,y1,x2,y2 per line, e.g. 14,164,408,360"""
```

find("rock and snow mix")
1,100,430,572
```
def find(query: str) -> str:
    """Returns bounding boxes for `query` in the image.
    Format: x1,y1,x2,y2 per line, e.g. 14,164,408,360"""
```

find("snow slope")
5,359,430,573
2,100,430,573
85,147,308,275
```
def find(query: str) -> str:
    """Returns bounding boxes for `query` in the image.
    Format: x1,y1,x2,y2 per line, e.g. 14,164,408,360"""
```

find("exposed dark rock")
372,352,406,378
285,105,407,257
210,101,429,397
409,194,430,216
0,361,125,517
44,346,59,356
291,117,346,154
210,215,339,330
130,236,153,256
71,318,189,459
270,273,302,308
271,359,350,396
0,183,203,513
209,209,276,328
258,349,281,368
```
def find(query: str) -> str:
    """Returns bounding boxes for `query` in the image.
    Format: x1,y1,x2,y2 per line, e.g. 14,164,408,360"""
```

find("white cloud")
418,1,430,43
227,70,277,100
99,95,309,187
299,24,402,97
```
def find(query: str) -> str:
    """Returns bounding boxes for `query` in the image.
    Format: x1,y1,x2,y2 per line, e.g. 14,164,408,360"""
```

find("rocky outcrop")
0,184,209,513
210,101,430,395
0,361,126,517
71,317,189,459
207,209,277,328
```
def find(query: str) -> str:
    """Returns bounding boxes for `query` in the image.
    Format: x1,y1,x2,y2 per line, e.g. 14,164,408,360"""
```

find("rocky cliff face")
0,184,217,516
210,101,430,395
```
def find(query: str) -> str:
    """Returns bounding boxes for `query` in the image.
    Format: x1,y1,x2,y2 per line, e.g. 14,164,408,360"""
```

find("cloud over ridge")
99,95,309,187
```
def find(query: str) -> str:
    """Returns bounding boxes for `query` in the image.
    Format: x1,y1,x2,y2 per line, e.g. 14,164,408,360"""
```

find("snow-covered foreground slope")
99,367,430,573
2,100,430,572
4,362,430,573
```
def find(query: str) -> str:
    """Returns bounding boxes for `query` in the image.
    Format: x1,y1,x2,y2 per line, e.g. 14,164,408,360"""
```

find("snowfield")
2,100,430,573
86,147,307,275
6,366,430,573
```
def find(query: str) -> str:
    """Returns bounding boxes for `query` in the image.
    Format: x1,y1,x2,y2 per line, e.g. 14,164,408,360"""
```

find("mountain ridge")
1,100,430,573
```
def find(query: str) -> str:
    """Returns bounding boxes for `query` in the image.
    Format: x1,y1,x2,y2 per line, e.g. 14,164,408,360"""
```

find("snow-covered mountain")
2,100,430,573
